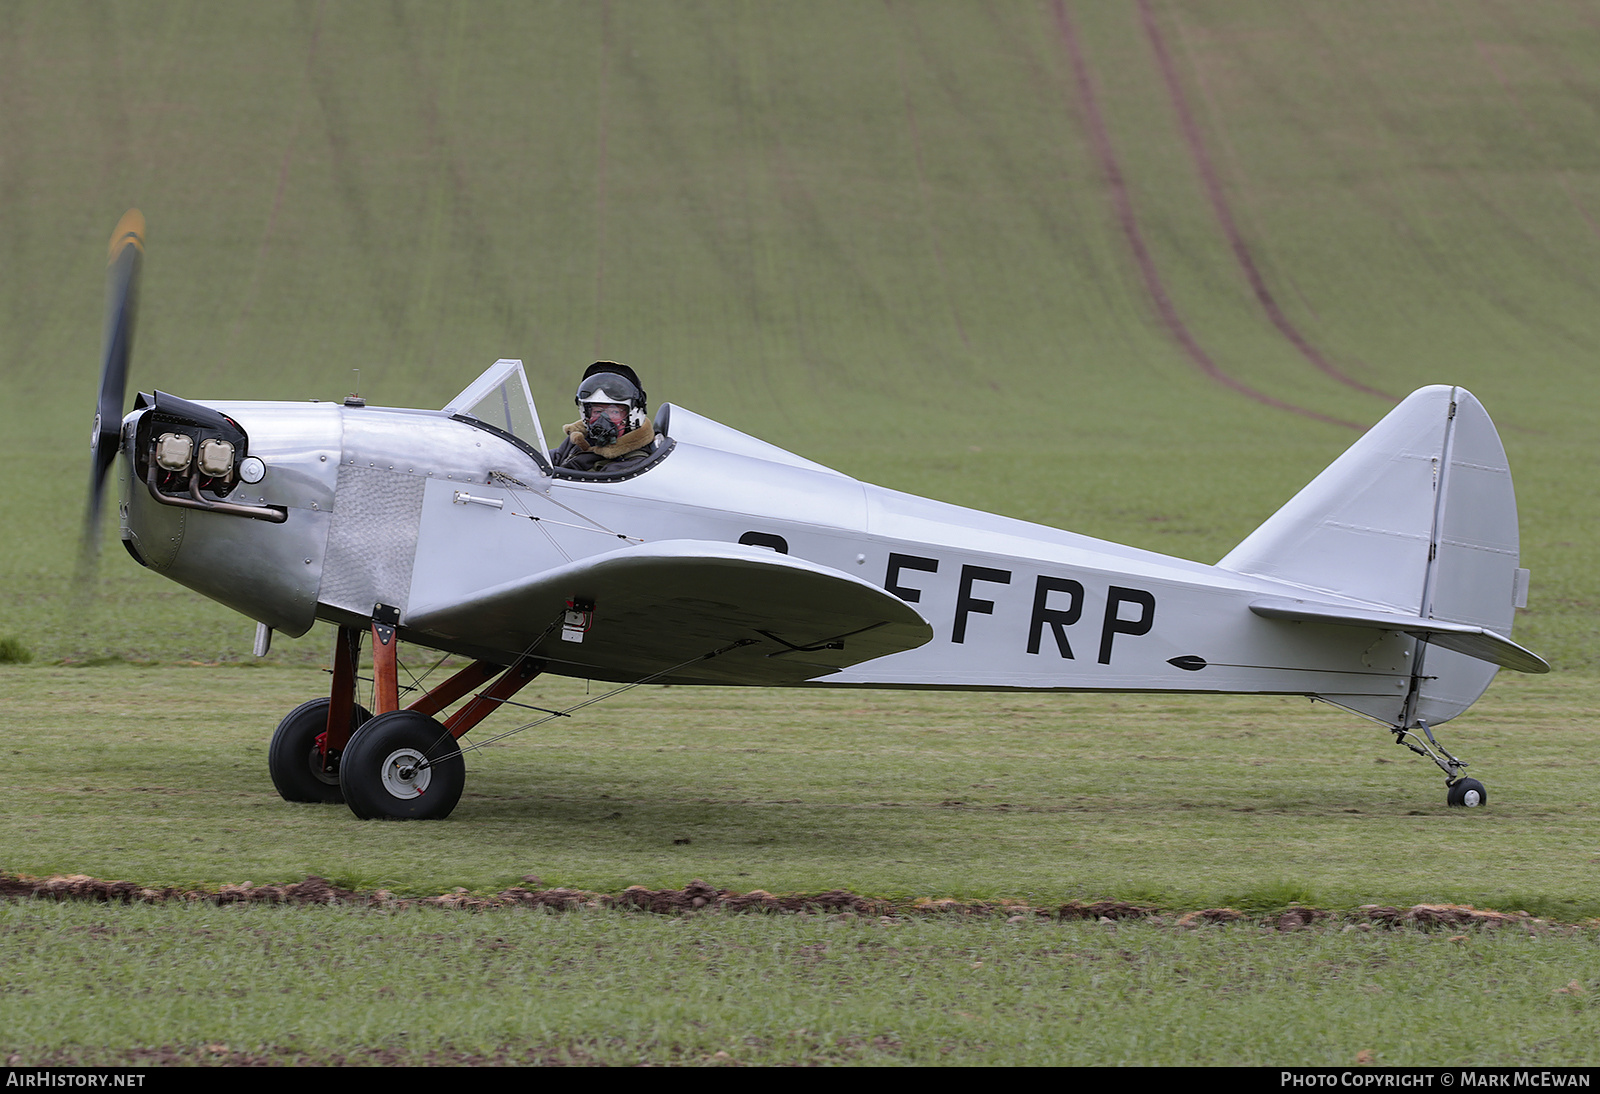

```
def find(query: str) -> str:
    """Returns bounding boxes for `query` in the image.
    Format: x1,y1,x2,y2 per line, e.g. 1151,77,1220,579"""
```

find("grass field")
5,664,1600,914
4,901,1598,1067
2,0,1598,1066
4,662,1599,1065
4,659,1600,1066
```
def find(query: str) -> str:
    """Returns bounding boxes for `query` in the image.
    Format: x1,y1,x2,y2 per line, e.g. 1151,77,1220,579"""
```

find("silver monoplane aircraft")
85,212,1548,820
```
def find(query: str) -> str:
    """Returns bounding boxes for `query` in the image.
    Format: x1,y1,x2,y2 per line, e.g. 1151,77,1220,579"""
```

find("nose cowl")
120,398,342,637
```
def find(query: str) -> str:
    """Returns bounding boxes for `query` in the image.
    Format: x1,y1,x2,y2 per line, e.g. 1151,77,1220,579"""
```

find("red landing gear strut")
266,607,542,819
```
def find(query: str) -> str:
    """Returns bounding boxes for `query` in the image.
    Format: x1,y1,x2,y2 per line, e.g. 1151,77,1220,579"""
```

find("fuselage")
118,392,1433,726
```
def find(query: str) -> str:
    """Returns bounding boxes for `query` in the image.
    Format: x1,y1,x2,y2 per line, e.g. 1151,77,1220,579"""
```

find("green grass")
2,902,1597,1067
9,656,1595,1067
5,663,1598,919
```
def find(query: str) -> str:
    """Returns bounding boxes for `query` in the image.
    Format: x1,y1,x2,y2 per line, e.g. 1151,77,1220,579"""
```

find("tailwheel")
340,710,466,820
1393,718,1487,809
268,698,371,804
1447,777,1487,808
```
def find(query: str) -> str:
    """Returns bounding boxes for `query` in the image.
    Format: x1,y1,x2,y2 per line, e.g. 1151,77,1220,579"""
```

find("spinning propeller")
79,209,145,580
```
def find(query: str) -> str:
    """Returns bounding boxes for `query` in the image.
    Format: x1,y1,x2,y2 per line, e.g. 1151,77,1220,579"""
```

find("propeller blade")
80,209,145,575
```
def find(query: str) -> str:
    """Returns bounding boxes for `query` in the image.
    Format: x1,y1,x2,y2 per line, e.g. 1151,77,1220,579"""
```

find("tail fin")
1219,386,1541,726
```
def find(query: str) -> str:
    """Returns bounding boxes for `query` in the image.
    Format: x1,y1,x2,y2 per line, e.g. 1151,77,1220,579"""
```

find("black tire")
268,698,371,804
1447,777,1487,808
339,710,466,820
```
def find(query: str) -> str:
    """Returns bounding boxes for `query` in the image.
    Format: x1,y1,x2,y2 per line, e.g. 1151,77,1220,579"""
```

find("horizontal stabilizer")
406,540,933,685
1250,596,1549,674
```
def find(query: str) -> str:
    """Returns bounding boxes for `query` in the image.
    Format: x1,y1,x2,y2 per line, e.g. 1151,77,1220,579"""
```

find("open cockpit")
445,358,675,483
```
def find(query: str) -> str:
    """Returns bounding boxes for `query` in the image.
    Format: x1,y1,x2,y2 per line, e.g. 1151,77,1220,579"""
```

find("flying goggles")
575,371,645,411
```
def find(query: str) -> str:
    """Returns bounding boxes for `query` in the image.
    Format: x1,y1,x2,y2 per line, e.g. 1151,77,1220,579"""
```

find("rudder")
1219,386,1533,726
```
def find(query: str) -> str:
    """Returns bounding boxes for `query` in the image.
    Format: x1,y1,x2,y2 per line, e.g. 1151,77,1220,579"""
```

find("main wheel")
1447,777,1487,808
268,698,371,804
339,710,466,820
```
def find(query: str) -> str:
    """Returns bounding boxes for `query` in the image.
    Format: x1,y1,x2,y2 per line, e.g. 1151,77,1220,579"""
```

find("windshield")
442,359,546,452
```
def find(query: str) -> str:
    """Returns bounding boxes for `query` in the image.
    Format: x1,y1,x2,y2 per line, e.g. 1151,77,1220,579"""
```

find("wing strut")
417,635,763,771
310,611,770,819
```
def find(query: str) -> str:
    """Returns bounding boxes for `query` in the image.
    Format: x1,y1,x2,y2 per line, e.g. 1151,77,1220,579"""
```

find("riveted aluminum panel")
320,464,426,616
320,407,544,618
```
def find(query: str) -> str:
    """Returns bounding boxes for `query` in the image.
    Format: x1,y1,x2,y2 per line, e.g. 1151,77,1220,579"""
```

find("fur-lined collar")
561,417,656,459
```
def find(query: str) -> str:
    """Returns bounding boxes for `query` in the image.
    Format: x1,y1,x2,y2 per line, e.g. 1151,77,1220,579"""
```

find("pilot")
550,361,657,472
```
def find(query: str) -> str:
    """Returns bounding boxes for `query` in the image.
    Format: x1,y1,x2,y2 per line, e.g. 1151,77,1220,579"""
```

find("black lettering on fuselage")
1098,586,1156,664
1028,576,1085,657
880,552,1156,665
885,553,939,604
953,565,1012,643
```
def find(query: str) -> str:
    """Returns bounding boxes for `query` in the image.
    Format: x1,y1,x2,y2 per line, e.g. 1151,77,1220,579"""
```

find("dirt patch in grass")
0,872,1576,930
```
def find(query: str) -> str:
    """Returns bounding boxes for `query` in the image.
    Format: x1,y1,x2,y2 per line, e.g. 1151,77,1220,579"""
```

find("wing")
405,539,934,685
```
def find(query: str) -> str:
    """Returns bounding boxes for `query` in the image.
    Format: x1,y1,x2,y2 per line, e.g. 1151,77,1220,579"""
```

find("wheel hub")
379,748,432,799
305,745,340,786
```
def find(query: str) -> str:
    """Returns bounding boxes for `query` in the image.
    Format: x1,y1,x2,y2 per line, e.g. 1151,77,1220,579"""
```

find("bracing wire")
418,637,760,769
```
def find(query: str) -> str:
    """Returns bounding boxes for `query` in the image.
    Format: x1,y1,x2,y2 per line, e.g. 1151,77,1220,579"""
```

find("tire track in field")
1138,0,1397,404
1050,1,1361,430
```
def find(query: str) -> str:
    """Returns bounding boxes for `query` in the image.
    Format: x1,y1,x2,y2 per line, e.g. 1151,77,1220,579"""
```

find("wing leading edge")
405,539,934,685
